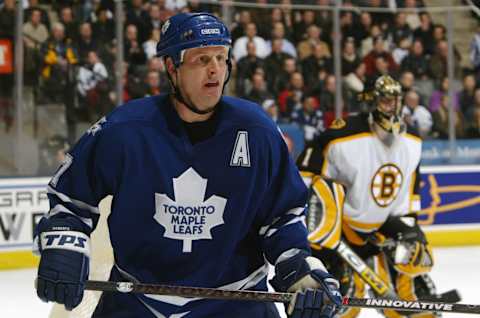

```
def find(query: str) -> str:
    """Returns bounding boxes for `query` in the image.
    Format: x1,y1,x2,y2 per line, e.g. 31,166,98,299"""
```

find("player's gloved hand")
270,251,342,318
34,215,90,310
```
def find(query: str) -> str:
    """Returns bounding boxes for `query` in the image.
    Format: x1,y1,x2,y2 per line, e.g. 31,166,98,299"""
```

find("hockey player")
297,75,437,318
33,12,341,318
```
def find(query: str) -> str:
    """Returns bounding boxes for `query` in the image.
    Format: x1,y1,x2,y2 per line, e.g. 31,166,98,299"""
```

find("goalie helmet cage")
49,196,114,318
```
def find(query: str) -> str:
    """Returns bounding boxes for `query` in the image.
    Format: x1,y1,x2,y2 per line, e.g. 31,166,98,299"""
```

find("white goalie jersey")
297,113,422,234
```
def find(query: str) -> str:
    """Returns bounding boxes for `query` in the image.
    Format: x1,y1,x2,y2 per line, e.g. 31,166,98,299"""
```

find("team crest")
154,168,227,253
371,164,403,207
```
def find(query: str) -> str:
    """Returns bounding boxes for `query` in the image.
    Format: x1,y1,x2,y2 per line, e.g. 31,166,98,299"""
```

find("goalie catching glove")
377,214,434,276
270,250,342,318
34,214,91,310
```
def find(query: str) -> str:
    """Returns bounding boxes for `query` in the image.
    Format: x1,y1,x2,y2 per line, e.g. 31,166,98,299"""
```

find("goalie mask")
371,75,404,134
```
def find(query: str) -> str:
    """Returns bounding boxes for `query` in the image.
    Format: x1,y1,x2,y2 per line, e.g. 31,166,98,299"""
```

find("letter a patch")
230,131,250,167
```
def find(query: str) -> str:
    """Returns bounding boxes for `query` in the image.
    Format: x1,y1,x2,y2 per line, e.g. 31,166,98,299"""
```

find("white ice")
2,246,479,318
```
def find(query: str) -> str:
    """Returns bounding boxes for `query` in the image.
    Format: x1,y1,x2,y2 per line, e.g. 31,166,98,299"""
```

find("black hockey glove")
270,251,342,318
34,215,90,310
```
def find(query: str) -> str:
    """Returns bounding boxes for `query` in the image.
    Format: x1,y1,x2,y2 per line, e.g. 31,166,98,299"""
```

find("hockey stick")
84,280,479,315
336,239,461,303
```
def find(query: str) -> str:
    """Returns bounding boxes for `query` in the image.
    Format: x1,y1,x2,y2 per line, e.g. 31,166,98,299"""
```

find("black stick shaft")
85,280,480,315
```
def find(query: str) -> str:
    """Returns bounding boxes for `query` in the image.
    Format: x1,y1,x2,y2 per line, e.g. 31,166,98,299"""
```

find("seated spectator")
278,71,305,120
39,22,78,103
413,12,434,55
464,88,480,138
76,51,110,121
59,6,79,42
459,74,477,115
344,62,367,113
268,56,297,97
403,90,433,139
25,0,51,30
124,24,147,70
301,42,332,90
76,22,98,64
341,37,360,76
232,22,269,61
361,24,382,57
404,0,421,30
91,6,115,44
387,12,413,47
244,72,273,105
296,24,325,60
266,22,297,58
431,95,465,139
429,40,461,84
401,39,430,79
262,98,282,124
392,36,412,66
470,23,480,81
363,35,398,78
291,95,324,142
230,10,252,43
429,77,459,112
142,71,162,97
143,28,161,60
23,8,49,49
236,41,265,97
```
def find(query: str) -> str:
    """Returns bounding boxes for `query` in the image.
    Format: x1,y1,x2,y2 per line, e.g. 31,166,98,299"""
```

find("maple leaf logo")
154,168,227,252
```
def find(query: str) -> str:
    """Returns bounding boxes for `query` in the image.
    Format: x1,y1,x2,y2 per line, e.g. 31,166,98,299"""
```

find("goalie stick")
84,280,479,315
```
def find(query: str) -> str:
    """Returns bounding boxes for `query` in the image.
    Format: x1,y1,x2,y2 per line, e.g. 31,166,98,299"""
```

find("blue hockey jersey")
40,94,310,317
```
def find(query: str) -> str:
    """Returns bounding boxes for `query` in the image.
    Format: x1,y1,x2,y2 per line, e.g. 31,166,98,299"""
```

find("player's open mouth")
204,82,219,88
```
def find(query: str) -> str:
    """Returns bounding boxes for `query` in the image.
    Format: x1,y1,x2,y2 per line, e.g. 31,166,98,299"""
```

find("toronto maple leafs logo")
154,168,227,253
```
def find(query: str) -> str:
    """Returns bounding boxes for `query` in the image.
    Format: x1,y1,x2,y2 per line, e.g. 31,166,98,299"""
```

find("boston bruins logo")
371,164,403,207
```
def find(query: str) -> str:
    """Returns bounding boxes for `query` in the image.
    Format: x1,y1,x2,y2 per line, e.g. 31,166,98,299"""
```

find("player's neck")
171,96,214,123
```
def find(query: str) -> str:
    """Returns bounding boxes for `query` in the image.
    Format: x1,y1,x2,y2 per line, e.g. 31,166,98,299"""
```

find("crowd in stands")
1,0,480,147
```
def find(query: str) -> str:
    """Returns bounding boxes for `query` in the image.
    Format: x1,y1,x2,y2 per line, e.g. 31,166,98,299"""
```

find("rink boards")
1,166,480,269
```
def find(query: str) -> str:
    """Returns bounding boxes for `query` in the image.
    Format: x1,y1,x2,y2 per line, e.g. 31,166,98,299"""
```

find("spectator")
360,24,382,57
429,40,461,84
76,51,109,121
262,98,282,123
25,0,50,31
401,39,430,79
266,53,296,97
142,70,162,97
124,24,147,70
125,0,150,43
301,42,332,90
403,90,433,138
363,35,398,78
470,24,480,80
458,74,477,115
266,22,297,58
352,12,373,46
232,22,269,61
292,10,318,44
392,36,412,66
344,62,367,113
291,95,324,142
143,28,161,60
341,37,361,76
236,41,265,98
245,71,273,105
23,8,49,49
59,6,79,42
278,71,305,119
404,0,421,30
413,12,435,55
431,95,465,139
296,24,326,60
91,6,115,44
429,77,459,112
387,12,413,47
230,10,252,43
76,22,98,64
145,4,163,42
464,88,480,138
0,0,14,38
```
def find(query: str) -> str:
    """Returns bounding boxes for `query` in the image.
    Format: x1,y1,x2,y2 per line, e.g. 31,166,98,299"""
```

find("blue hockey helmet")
156,13,232,67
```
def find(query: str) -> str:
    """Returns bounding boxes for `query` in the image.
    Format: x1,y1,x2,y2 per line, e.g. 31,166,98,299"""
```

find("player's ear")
165,57,177,76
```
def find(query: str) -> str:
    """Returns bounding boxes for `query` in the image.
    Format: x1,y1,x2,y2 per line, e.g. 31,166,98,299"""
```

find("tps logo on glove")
41,231,90,255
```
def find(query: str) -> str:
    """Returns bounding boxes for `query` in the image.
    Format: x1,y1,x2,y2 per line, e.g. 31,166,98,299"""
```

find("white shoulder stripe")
47,185,100,215
48,204,94,229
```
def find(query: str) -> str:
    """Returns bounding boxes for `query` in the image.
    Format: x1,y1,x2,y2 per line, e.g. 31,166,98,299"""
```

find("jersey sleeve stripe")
47,185,100,215
47,204,94,229
308,178,339,243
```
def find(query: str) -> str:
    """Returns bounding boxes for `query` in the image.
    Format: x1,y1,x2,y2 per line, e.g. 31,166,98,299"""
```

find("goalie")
297,75,438,318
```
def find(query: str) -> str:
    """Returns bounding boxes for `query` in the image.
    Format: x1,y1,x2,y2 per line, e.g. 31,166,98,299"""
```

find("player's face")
378,96,400,117
177,46,229,112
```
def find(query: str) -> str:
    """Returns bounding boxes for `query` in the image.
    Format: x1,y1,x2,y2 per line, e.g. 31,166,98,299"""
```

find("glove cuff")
39,230,90,257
